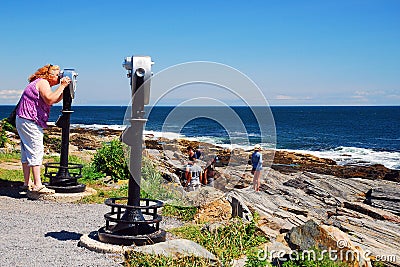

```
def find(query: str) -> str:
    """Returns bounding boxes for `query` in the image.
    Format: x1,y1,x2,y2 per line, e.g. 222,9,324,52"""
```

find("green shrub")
92,139,130,181
1,118,15,132
0,121,9,148
80,162,105,182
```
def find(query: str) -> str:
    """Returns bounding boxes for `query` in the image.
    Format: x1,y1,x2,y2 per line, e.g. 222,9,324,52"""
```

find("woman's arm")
37,78,69,105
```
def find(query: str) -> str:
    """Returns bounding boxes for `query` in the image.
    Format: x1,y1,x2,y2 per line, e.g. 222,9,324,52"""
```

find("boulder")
285,220,372,267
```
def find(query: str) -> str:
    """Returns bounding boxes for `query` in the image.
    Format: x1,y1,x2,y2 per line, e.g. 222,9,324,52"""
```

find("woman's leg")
253,171,261,191
32,165,43,188
16,116,50,192
22,162,32,186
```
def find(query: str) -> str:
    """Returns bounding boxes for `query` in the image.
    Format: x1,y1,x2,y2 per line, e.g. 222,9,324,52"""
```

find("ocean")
1,105,399,170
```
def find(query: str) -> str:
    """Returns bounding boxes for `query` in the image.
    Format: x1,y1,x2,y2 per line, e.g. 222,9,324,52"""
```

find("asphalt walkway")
0,187,123,267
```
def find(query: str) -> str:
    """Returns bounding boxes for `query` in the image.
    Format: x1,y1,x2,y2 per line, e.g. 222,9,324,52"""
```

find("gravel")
0,188,183,267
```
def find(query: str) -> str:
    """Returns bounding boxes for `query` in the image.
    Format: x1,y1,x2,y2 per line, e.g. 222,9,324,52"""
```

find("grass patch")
162,204,197,221
125,252,216,267
0,168,24,182
0,151,20,162
279,248,349,267
169,219,267,266
78,184,129,204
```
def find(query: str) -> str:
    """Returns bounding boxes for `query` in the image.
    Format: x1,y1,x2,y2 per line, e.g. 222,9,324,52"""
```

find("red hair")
28,64,60,82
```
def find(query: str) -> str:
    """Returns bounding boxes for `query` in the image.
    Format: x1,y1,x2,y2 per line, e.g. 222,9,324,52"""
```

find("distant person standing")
185,160,203,191
16,64,71,194
251,144,263,192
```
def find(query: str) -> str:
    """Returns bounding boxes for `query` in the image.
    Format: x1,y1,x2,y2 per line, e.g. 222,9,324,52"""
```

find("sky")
0,0,399,106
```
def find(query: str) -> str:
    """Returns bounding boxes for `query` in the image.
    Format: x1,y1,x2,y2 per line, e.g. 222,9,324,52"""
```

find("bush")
92,139,130,181
0,120,9,148
81,162,105,182
1,118,15,132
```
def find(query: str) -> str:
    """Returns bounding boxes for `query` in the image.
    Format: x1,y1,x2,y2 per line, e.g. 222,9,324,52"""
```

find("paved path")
0,188,123,267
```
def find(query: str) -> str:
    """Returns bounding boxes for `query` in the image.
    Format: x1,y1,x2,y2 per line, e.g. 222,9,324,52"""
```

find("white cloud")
274,94,312,101
0,89,22,103
387,94,400,99
0,89,22,98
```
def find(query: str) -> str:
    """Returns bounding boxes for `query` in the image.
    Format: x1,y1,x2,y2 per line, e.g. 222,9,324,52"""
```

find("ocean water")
1,105,399,170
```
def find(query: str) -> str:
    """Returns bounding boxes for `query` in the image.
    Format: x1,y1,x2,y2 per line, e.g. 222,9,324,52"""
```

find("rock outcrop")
5,126,399,266
285,220,372,267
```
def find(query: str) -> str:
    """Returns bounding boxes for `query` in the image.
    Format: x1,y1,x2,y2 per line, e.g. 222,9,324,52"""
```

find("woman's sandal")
19,184,33,191
30,186,55,194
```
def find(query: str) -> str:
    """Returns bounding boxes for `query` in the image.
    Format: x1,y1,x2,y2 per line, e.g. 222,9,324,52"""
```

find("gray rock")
365,185,400,215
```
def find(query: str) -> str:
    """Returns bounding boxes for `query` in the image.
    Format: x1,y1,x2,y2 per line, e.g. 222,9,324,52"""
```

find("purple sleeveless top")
16,78,51,128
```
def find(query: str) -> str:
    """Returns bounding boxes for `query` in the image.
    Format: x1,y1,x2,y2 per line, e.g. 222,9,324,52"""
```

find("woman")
16,64,71,193
251,144,263,192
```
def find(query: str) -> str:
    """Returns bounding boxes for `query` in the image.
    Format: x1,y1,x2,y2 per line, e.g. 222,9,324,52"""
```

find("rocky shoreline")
1,125,400,266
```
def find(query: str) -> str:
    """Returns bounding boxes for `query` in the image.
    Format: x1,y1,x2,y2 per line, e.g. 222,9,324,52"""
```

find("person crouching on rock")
203,156,218,187
251,144,263,192
15,64,71,194
185,159,203,192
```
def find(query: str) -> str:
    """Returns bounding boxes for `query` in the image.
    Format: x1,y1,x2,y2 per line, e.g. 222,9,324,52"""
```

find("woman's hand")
60,76,71,87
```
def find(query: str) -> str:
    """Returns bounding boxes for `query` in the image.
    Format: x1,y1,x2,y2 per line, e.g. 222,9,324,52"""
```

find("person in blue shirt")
251,144,263,192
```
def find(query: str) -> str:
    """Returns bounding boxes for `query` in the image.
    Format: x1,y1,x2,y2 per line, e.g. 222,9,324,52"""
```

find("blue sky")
0,0,399,106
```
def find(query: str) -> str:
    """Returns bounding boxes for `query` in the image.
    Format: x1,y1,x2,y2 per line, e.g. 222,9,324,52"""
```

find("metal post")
56,86,73,181
98,56,165,246
45,69,85,193
114,56,152,230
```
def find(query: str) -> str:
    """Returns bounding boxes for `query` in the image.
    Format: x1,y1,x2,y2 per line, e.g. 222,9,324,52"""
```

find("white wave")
143,130,184,140
48,122,126,131
48,123,399,170
71,124,126,131
284,146,400,170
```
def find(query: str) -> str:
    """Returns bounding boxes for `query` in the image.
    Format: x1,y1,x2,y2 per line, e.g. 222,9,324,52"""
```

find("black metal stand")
98,56,165,246
45,75,85,193
98,197,166,246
